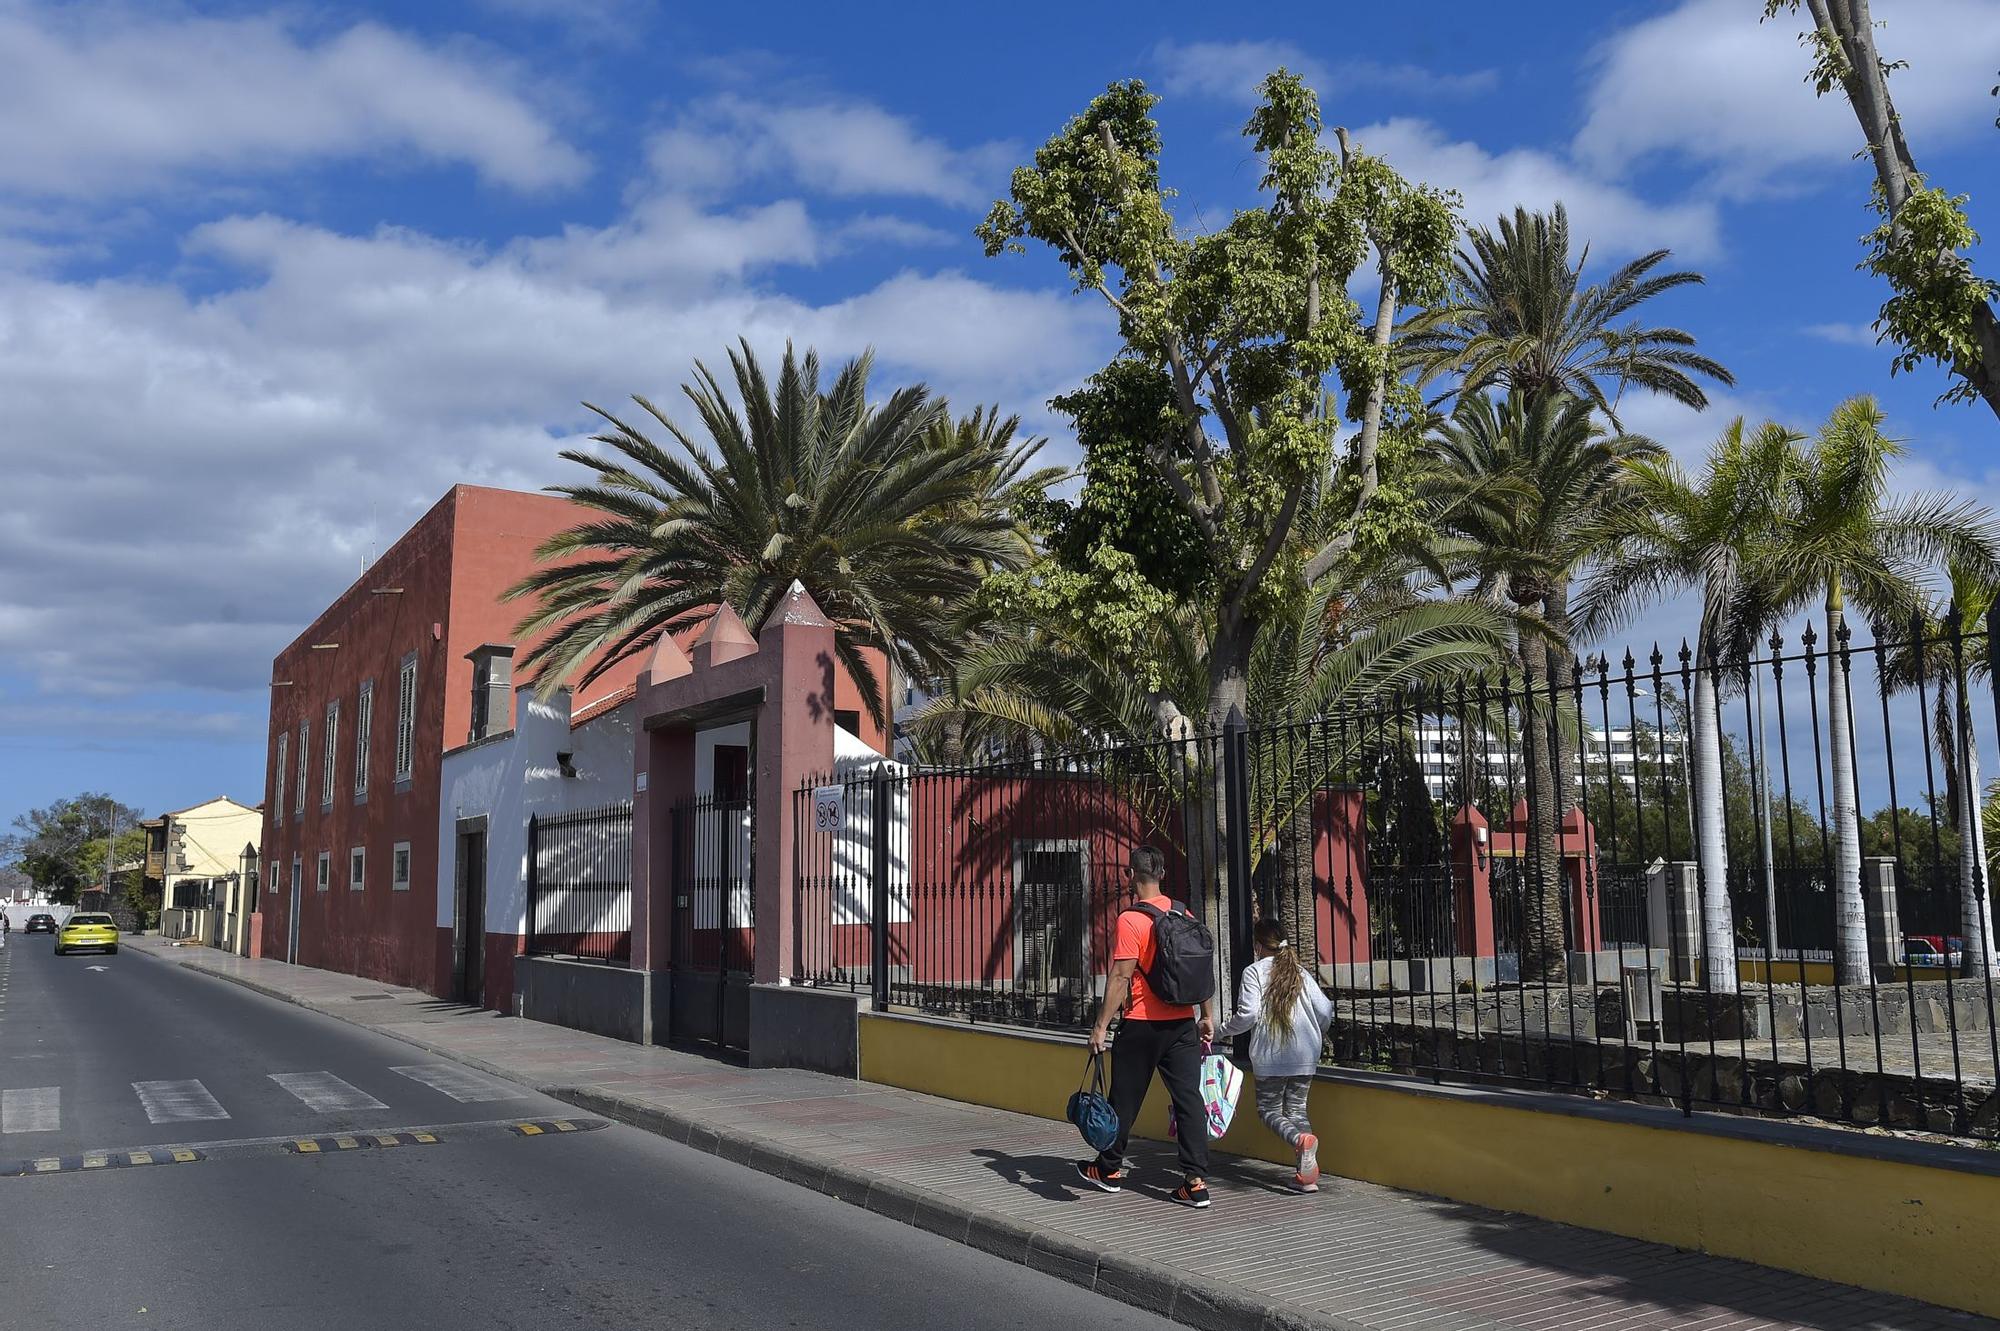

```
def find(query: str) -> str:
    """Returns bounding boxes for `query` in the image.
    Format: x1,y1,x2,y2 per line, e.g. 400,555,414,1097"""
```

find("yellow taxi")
55,912,119,957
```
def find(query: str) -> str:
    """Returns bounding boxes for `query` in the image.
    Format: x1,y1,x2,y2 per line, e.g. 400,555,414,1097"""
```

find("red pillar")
752,583,837,985
1315,787,1369,973
1562,807,1602,956
1450,804,1495,958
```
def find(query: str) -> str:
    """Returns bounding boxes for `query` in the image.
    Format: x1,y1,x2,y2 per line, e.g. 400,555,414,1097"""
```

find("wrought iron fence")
671,794,753,975
525,803,633,966
791,734,1231,1032
794,610,2000,1142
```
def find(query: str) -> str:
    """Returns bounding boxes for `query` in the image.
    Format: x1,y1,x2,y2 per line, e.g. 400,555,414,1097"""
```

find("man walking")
1077,845,1217,1208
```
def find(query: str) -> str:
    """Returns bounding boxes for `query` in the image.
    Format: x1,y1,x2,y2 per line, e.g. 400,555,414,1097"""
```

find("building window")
269,863,279,896
291,855,301,898
395,654,417,783
349,846,366,891
296,722,309,820
316,851,330,892
273,731,288,822
354,680,374,799
322,700,339,809
834,708,860,735
392,842,411,892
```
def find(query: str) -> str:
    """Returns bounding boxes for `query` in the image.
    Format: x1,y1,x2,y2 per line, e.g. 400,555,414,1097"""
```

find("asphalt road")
0,935,1178,1330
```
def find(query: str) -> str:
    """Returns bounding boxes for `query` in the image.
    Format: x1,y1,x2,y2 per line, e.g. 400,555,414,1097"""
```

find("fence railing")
794,610,2000,1143
526,803,633,966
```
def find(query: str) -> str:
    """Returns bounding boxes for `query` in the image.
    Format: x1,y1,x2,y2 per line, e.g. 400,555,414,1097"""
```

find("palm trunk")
1691,642,1738,993
1826,588,1871,983
1517,627,1569,983
1544,580,1579,809
1958,705,1998,974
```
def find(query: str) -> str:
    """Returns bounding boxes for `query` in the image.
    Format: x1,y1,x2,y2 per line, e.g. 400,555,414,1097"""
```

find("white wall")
436,687,635,937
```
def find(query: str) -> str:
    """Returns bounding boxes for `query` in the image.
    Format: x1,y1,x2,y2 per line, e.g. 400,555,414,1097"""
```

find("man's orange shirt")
1113,900,1198,1022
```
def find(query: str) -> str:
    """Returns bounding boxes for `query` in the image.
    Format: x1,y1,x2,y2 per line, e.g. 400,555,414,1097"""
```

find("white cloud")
1575,0,2000,191
0,5,587,196
1357,118,1723,261
647,94,1014,208
1803,321,1883,348
0,198,1107,700
1152,39,1497,105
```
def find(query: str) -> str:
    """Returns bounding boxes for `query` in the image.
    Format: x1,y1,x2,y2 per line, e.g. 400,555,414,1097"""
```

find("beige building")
144,796,263,955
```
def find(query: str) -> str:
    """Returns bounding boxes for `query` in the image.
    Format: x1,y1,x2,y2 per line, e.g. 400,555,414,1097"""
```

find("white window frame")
394,654,417,783
296,721,309,820
269,863,279,896
316,851,330,893
354,680,374,799
321,700,339,809
349,845,366,891
291,854,301,897
392,841,412,892
273,731,288,822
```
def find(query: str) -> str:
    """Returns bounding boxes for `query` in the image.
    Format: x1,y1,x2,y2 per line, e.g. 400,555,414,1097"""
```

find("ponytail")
1255,919,1308,1039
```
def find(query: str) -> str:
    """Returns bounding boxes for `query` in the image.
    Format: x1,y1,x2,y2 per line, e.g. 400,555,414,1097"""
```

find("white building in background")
1408,724,1686,802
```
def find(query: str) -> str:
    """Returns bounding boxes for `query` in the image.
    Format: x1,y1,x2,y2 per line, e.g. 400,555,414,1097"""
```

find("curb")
552,1085,1354,1331
148,946,1354,1331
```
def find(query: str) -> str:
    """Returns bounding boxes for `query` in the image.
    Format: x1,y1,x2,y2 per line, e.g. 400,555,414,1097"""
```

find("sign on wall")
812,785,845,834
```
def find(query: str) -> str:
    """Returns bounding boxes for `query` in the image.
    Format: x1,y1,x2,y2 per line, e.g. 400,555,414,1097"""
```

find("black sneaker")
1075,1161,1125,1193
1171,1181,1211,1209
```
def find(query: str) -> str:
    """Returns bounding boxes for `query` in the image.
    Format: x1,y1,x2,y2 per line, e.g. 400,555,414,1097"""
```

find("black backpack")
1129,900,1217,1007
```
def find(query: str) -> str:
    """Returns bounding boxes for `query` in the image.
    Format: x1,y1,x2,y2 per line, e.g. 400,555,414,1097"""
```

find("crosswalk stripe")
133,1079,230,1123
269,1071,388,1113
2,1087,59,1133
389,1064,520,1104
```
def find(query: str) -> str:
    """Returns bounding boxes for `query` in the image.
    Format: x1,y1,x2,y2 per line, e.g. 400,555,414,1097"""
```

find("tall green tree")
1426,391,1659,980
1882,565,1999,974
509,343,1052,731
1750,396,2000,981
1579,420,1800,992
1403,203,1734,427
977,71,1459,734
1764,1,2000,421
1,794,144,906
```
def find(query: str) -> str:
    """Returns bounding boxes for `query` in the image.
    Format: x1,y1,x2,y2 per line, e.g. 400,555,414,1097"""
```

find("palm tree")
1403,203,1734,426
1426,390,1660,981
1578,420,1801,993
1751,397,2000,983
508,341,1051,731
1882,565,2000,977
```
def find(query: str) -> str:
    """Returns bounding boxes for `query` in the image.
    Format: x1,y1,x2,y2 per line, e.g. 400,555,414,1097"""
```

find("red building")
255,486,645,994
259,484,889,1009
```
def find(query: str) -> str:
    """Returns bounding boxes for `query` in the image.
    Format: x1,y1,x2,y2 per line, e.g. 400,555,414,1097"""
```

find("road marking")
2,1087,59,1133
389,1064,521,1103
132,1079,230,1124
269,1071,388,1113
4,1118,604,1179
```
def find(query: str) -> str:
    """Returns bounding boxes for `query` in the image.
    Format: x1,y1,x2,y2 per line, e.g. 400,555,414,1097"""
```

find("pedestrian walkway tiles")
269,1071,388,1112
389,1063,522,1103
133,1079,231,1123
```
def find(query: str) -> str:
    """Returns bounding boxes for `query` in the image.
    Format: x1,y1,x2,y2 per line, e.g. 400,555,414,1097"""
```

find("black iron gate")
670,794,754,1050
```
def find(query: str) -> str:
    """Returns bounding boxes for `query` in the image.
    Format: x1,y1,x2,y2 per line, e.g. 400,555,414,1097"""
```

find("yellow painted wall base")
860,1012,2000,1320
1736,958,1954,985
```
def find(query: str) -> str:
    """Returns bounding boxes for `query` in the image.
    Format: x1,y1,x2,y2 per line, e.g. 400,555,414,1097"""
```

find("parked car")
55,912,119,956
23,913,56,934
1902,934,1965,968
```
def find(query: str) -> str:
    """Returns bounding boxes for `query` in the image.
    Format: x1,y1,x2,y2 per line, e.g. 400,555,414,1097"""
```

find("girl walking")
1216,919,1335,1191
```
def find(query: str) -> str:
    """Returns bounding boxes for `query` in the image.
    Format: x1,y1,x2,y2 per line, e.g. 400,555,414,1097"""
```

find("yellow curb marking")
128,1151,154,1166
171,1149,196,1164
412,1132,437,1144
373,1134,400,1148
81,1154,107,1169
32,1159,59,1173
516,1123,543,1136
295,1140,321,1154
552,1121,575,1133
334,1136,358,1151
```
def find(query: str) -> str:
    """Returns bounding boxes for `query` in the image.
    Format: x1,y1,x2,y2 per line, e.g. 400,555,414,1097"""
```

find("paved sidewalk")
128,937,1992,1331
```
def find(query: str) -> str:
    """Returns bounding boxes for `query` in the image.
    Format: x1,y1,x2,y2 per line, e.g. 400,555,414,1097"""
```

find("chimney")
465,644,517,742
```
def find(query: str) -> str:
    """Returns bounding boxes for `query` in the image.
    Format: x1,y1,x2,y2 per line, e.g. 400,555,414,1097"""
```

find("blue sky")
0,0,1996,824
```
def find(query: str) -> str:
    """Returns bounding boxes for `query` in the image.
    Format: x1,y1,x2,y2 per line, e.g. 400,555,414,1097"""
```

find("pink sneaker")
1296,1132,1320,1187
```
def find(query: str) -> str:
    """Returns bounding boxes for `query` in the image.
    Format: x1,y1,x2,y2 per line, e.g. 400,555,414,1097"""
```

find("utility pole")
103,795,119,907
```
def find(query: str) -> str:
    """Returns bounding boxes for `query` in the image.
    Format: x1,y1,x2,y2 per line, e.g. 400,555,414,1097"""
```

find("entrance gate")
669,794,753,1049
